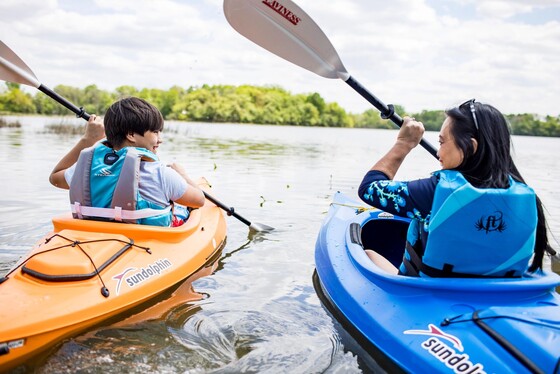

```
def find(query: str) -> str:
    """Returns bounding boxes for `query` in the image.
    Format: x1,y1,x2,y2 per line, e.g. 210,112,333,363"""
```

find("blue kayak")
314,192,560,373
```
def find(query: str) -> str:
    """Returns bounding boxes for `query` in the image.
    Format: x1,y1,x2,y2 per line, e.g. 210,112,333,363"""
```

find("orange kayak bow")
0,179,226,371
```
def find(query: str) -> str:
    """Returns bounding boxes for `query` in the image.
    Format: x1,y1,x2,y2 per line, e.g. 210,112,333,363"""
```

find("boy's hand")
168,162,188,178
83,114,105,145
168,162,205,208
168,162,197,187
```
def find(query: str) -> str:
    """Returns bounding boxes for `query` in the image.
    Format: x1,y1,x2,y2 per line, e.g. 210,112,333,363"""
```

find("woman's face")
437,117,464,169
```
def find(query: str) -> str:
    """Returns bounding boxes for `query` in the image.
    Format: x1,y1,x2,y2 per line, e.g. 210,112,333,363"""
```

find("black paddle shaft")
203,192,252,226
345,76,439,159
38,84,91,120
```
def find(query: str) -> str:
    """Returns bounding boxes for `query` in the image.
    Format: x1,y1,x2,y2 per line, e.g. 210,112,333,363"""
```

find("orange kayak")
0,179,227,371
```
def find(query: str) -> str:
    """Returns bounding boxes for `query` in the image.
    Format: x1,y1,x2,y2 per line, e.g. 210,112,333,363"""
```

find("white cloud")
467,0,559,19
1,0,559,116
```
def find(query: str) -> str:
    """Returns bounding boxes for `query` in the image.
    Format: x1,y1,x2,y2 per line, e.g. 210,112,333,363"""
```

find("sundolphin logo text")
262,0,301,25
112,259,172,295
404,324,486,374
113,267,136,296
405,324,463,350
421,338,486,374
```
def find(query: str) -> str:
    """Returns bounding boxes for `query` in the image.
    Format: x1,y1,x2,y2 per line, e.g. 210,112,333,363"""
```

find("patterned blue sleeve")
358,170,437,222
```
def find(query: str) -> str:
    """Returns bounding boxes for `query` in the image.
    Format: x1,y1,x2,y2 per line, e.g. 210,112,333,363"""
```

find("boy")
49,97,205,226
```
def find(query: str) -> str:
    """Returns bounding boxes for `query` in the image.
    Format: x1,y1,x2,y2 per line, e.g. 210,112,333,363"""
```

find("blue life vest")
69,142,173,226
401,170,537,278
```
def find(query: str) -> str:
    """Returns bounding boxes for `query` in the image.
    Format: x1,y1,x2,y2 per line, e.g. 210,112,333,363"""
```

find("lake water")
1,116,558,373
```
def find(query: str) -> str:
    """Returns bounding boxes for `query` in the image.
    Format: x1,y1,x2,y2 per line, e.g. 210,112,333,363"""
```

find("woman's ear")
471,137,478,154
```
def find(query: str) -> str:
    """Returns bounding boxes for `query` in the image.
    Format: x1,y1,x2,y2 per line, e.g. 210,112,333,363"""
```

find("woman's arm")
358,117,434,218
358,171,437,219
369,117,425,179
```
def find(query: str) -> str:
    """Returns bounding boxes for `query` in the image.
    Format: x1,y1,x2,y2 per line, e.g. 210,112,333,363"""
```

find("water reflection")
37,252,220,373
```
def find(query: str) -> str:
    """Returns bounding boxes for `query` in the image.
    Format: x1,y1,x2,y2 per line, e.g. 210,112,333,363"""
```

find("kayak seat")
22,229,133,282
360,217,409,268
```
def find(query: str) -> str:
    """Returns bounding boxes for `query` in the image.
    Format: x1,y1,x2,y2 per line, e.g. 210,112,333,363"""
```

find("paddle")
222,1,560,261
0,40,274,233
0,41,91,120
203,192,274,232
223,0,438,159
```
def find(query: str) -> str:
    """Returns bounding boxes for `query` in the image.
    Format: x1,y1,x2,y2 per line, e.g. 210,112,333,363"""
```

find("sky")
1,0,559,116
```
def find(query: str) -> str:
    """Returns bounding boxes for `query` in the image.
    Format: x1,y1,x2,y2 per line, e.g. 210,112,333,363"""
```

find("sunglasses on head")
459,98,479,130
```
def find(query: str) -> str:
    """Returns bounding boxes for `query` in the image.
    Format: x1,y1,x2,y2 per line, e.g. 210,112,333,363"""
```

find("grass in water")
0,117,22,128
43,122,86,135
42,122,178,135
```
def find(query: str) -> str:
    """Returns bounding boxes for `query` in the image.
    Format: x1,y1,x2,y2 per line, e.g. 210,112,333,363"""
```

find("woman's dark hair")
104,97,164,148
445,102,513,188
445,101,549,271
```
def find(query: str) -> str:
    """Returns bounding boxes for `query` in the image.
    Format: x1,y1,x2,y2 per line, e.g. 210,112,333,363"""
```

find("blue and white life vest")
69,142,173,226
401,170,537,277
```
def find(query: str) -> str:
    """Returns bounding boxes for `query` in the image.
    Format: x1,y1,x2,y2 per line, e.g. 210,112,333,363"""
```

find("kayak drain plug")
101,287,110,298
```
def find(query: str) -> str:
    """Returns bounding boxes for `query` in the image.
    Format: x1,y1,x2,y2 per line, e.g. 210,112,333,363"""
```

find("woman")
358,99,549,277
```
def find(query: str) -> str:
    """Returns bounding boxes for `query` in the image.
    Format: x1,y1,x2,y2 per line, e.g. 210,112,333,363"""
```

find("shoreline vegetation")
1,82,558,137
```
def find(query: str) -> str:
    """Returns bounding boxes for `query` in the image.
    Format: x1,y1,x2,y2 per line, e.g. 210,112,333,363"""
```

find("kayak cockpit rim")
330,192,560,292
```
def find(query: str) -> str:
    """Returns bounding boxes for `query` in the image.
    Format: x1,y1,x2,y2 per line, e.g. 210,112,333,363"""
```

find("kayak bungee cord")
442,309,558,373
330,202,378,214
44,233,151,254
0,234,152,298
442,311,560,330
58,237,112,298
472,311,548,374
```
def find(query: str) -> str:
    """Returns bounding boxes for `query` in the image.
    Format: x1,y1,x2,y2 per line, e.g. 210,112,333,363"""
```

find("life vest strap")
402,241,423,277
401,256,419,277
71,202,171,222
404,240,520,278
419,262,520,278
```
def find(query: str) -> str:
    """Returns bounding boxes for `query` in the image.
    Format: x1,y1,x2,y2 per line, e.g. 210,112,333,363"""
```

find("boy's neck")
113,140,134,151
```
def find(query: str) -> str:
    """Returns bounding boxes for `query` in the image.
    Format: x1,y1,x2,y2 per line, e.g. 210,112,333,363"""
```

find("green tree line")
1,82,559,137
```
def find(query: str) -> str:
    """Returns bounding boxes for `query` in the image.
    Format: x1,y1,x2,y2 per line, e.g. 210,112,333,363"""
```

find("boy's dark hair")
104,97,164,148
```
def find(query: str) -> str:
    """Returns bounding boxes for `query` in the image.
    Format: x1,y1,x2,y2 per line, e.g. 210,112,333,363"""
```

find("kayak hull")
0,179,227,371
314,192,560,373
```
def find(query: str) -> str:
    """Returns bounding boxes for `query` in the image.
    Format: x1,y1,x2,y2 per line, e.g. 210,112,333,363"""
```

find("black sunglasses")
459,98,479,130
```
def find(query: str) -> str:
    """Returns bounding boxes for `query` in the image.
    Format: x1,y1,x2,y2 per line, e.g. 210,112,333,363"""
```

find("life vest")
401,170,537,278
69,142,173,226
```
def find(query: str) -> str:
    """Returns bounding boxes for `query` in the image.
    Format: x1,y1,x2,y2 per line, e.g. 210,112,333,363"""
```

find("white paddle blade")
249,222,275,233
0,40,40,88
224,0,349,80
